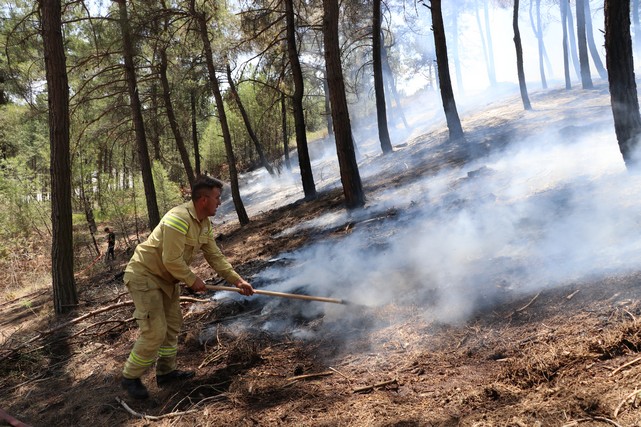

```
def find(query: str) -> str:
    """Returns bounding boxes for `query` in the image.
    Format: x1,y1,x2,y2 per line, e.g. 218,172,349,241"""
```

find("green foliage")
152,161,182,215
201,117,227,177
0,164,51,232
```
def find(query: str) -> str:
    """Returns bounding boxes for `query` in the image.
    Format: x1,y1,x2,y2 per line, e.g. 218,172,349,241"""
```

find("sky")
398,1,606,95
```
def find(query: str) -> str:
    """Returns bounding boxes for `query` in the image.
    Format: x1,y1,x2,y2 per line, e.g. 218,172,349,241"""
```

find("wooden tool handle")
205,284,347,305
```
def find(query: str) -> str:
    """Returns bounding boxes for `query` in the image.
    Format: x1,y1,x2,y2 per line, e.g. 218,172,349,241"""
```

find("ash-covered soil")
3,83,641,427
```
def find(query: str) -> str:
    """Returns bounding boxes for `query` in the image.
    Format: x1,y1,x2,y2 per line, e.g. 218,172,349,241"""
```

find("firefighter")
120,175,254,399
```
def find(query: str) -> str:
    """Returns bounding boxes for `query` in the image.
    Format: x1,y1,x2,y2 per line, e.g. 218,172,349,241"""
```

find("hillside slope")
3,83,641,427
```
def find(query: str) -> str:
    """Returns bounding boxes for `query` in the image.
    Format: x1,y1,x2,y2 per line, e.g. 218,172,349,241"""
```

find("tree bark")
575,0,594,89
530,0,547,89
116,0,160,229
604,0,641,169
225,63,275,175
323,0,365,209
281,91,291,170
482,0,496,86
560,0,572,89
381,38,409,129
566,1,582,81
322,76,333,137
191,91,201,176
40,0,78,314
373,0,392,154
159,48,196,186
148,83,162,161
474,0,492,87
430,0,465,141
191,1,249,225
584,0,607,80
0,70,7,105
513,0,532,110
285,0,316,200
450,10,463,94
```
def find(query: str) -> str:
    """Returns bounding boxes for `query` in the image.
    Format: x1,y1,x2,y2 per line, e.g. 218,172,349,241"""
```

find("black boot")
121,377,149,399
156,370,195,387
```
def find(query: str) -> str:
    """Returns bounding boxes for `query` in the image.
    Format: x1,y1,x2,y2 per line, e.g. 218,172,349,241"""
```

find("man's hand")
191,277,207,293
235,278,254,296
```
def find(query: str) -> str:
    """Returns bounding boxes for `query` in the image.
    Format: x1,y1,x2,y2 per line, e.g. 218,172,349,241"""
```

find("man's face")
201,187,222,217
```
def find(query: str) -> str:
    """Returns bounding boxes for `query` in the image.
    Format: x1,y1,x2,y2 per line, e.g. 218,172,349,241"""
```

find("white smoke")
235,103,641,326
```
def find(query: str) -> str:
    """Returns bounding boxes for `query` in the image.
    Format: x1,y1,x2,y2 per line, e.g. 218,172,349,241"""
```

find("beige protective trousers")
122,275,182,379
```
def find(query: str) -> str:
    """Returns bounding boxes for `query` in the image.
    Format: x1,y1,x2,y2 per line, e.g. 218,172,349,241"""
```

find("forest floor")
3,82,641,427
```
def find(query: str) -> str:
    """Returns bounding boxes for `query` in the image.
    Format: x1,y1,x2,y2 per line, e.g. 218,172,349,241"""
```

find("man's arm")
201,228,253,295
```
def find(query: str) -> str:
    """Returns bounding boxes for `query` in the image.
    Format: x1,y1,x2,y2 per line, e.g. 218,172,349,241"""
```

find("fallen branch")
623,309,636,323
329,366,352,382
353,378,398,393
609,356,641,377
566,289,580,300
198,348,227,369
613,388,641,418
116,397,198,420
561,416,622,427
286,371,333,382
0,301,134,362
0,407,32,427
2,295,203,362
516,292,541,312
0,289,48,309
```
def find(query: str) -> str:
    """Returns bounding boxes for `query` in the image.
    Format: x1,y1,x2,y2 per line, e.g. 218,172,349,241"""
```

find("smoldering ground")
213,85,641,344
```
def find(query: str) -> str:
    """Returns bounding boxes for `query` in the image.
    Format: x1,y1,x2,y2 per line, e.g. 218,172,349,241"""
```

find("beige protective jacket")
124,201,240,294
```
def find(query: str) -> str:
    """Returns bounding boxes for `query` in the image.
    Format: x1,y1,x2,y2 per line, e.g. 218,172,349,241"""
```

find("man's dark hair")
104,227,110,232
191,175,224,201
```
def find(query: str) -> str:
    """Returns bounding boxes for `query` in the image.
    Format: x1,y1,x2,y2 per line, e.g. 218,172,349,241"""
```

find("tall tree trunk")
40,0,78,314
323,0,365,209
373,0,392,154
191,91,201,175
576,0,594,88
482,0,496,86
322,75,333,137
604,0,641,169
566,1,582,81
158,47,195,186
530,0,547,89
149,83,162,161
474,0,493,87
285,0,316,199
281,91,291,170
225,63,275,175
430,0,465,141
159,49,195,186
191,1,249,225
381,42,409,129
561,0,572,89
450,10,463,94
0,70,7,105
513,0,532,110
78,158,100,254
584,0,607,80
116,0,160,229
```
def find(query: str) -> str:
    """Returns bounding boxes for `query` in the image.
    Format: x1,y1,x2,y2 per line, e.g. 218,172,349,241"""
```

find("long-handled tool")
205,284,349,305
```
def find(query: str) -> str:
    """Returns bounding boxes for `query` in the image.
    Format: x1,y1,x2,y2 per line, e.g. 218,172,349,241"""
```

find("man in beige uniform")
121,175,254,399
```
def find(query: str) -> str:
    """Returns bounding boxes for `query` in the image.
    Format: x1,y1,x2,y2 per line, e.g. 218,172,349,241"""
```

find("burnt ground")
3,83,641,426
